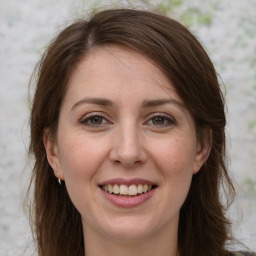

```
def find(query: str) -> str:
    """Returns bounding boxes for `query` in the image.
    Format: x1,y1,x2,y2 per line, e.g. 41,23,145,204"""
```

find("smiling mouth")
100,184,157,197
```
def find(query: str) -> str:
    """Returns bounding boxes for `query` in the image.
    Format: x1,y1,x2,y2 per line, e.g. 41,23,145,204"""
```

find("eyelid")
80,112,112,126
79,111,176,128
144,112,176,126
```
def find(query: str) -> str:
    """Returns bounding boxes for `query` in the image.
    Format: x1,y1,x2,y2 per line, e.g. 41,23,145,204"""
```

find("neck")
83,223,179,256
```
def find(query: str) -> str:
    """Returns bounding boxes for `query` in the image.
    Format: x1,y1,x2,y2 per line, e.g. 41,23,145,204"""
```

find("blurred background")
0,0,255,254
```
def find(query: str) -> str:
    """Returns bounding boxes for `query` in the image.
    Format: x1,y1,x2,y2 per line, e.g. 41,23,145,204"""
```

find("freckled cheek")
150,139,196,179
155,142,194,205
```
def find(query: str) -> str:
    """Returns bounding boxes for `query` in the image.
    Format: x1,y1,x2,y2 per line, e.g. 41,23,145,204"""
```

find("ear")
193,127,212,174
43,128,64,181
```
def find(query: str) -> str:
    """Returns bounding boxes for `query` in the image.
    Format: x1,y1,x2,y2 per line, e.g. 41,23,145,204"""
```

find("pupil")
92,116,102,124
153,117,164,125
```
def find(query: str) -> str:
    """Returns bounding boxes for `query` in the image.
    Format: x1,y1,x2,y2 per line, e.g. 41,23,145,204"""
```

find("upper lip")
99,178,157,186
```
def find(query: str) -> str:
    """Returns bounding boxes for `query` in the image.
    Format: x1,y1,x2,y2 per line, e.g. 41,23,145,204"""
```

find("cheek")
57,134,108,181
151,137,197,173
57,135,108,213
150,137,196,197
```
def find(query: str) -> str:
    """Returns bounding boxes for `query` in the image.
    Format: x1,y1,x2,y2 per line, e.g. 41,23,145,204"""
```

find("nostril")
109,138,147,167
111,158,142,168
113,159,121,164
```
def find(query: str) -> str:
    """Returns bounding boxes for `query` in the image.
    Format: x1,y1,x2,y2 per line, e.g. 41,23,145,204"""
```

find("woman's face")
45,46,209,243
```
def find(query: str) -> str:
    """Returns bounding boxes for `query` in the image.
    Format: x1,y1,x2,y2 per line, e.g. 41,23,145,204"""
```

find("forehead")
64,45,182,106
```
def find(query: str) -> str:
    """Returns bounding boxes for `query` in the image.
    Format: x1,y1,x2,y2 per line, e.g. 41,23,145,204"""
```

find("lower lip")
101,188,156,208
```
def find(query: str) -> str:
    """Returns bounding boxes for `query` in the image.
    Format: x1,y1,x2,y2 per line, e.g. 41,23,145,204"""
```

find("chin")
100,216,156,242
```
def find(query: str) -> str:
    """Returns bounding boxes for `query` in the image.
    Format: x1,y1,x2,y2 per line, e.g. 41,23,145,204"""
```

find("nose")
109,123,147,168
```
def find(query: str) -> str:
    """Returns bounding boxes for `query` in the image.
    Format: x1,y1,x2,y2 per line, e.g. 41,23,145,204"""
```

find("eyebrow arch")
71,97,114,111
142,99,184,108
71,97,184,112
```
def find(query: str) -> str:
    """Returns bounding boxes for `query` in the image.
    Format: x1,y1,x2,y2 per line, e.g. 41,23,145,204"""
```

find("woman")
28,8,255,256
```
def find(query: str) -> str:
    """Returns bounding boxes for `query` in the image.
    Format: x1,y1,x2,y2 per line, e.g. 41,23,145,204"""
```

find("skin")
44,46,211,256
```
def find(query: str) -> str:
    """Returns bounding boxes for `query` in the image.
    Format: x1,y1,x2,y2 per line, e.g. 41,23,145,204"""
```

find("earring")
57,171,61,185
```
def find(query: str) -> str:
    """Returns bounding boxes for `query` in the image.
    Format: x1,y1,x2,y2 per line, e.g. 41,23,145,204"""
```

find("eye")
80,113,111,127
146,114,175,127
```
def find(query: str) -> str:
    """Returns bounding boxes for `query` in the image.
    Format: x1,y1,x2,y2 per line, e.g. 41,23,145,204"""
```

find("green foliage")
156,0,182,14
181,7,214,27
248,119,256,134
153,0,218,27
244,177,256,196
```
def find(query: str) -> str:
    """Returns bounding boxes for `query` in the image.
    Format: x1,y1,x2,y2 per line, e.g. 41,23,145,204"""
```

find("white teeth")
113,184,119,194
102,184,154,195
108,184,113,193
128,185,137,196
143,184,148,193
137,184,144,194
120,184,128,195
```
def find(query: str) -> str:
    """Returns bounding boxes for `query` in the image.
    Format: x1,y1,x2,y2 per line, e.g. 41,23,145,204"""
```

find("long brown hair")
28,8,235,256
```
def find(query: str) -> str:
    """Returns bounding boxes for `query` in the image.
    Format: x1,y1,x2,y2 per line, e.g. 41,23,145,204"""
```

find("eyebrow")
71,97,114,111
71,97,184,111
142,99,184,108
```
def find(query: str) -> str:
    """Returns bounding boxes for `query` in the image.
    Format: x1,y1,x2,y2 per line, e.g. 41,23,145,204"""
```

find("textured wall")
0,0,255,254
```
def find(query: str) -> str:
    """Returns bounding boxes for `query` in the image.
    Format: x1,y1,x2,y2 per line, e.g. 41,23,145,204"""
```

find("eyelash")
80,112,176,128
145,113,176,127
80,112,111,127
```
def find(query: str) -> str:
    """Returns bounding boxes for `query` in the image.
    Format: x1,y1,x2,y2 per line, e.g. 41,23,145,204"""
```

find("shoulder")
231,251,256,256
